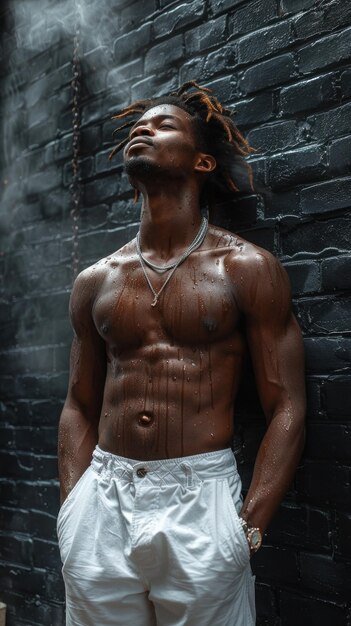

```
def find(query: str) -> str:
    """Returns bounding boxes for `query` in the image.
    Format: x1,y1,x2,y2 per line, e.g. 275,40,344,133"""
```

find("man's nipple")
139,414,153,426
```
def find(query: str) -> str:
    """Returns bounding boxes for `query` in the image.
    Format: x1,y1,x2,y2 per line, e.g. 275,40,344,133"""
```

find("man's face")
123,104,202,182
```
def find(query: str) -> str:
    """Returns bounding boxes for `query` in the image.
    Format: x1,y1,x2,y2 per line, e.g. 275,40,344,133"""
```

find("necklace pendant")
151,295,158,307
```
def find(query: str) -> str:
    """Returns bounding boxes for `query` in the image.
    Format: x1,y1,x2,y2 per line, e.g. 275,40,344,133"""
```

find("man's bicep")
246,312,305,424
240,252,305,423
65,273,106,419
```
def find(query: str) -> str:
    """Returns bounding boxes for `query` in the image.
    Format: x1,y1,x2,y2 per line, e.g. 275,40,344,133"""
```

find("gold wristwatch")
239,517,262,554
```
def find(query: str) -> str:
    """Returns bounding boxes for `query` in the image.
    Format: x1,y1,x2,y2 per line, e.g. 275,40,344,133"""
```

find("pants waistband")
91,445,238,486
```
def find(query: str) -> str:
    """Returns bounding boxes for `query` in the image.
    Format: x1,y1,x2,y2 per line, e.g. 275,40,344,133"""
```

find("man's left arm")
235,248,306,536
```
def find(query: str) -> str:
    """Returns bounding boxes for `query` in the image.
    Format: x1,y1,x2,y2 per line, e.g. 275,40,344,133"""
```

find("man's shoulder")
208,223,290,314
208,223,279,271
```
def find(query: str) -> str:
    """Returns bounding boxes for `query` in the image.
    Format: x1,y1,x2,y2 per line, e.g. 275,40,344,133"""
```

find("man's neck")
138,182,203,263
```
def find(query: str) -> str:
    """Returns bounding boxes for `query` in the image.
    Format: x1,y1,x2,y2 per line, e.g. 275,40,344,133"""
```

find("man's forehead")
136,104,192,124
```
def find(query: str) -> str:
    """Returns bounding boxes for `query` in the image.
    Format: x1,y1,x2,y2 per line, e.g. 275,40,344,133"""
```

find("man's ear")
194,153,217,174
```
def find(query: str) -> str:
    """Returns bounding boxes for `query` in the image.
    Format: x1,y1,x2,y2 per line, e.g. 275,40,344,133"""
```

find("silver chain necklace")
136,217,208,307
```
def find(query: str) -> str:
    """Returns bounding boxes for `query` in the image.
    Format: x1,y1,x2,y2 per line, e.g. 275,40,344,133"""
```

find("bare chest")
93,256,240,351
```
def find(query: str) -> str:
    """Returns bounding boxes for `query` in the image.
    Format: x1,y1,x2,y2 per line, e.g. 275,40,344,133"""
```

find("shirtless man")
57,82,306,626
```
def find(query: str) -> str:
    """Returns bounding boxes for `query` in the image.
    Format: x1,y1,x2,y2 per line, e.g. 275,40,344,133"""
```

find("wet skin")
58,104,306,534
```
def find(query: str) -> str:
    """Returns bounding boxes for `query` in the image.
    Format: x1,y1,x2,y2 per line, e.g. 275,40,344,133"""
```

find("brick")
107,58,143,90
335,512,351,559
29,510,58,541
80,125,102,156
27,118,58,148
300,552,351,596
179,56,207,84
323,376,351,419
304,337,351,373
280,74,338,115
298,27,351,74
4,592,65,626
267,504,330,550
251,546,299,585
294,3,351,41
231,92,274,127
203,45,237,78
280,0,315,11
131,72,179,102
154,1,205,38
237,21,291,65
230,0,277,36
79,204,109,233
185,15,227,54
305,423,351,461
0,533,33,567
26,165,62,196
0,563,47,596
84,176,118,205
239,53,297,94
237,225,275,251
95,147,122,174
296,462,350,505
247,156,268,188
81,92,127,126
78,228,131,265
110,200,140,225
209,0,244,16
280,590,348,626
211,194,259,231
328,136,351,176
84,68,108,98
204,76,238,104
284,261,320,296
247,120,297,154
120,0,156,28
299,379,323,422
321,256,351,291
296,297,351,336
145,34,184,73
24,73,58,109
268,145,326,189
340,68,351,99
309,101,351,142
33,538,61,570
255,582,277,619
300,178,351,215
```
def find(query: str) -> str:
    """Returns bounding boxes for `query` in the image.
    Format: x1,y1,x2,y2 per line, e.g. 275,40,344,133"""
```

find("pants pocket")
57,465,92,536
223,476,251,567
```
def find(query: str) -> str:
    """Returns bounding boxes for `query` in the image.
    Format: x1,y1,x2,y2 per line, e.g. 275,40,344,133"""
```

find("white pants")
57,446,256,626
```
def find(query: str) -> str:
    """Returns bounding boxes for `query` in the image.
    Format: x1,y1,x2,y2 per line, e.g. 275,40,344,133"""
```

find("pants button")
137,468,147,478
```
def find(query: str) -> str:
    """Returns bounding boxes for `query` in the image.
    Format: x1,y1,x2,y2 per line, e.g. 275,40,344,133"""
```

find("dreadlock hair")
109,80,256,213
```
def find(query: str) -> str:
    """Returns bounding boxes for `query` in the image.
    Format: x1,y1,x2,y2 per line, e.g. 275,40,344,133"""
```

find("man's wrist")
238,517,262,554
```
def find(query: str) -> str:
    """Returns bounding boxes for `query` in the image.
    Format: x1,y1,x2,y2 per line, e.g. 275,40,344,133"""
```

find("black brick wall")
0,1,350,624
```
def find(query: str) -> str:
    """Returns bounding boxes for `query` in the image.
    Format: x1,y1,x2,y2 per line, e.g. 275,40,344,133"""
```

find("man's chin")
124,156,161,179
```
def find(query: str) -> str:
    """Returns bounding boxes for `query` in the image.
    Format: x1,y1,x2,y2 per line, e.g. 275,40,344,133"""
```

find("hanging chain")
70,0,82,280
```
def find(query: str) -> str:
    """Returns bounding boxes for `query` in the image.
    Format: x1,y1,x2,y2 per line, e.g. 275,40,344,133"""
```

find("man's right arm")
58,268,106,504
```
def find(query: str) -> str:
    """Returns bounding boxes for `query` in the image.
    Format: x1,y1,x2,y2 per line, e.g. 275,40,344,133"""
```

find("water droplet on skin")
172,375,177,381
210,432,214,437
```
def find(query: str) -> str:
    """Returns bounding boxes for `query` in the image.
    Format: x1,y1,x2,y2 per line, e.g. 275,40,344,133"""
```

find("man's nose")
130,124,154,139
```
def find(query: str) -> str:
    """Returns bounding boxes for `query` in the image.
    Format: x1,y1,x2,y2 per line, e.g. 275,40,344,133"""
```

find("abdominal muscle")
97,341,244,460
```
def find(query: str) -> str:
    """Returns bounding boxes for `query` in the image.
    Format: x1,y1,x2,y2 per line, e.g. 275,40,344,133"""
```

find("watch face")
250,529,262,551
